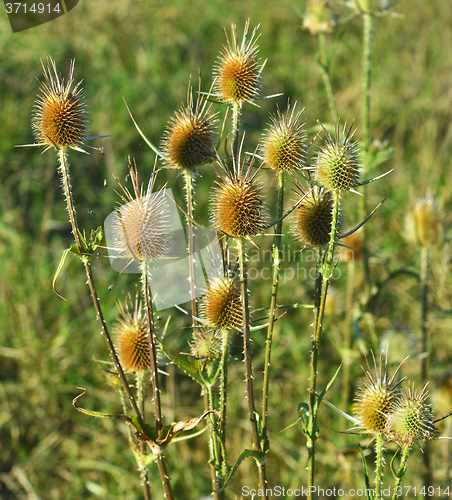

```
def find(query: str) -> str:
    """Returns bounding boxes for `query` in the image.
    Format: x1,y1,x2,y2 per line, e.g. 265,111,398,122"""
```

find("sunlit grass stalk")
391,445,411,500
307,188,340,497
262,172,284,444
140,260,174,500
341,258,356,409
318,33,338,122
237,237,268,497
57,148,147,431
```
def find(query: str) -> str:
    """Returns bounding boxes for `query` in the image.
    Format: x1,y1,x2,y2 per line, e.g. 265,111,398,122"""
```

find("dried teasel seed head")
201,276,242,328
385,384,437,446
32,58,87,152
212,175,266,238
292,189,335,247
315,122,360,192
303,0,337,35
260,104,306,174
113,168,170,264
213,20,262,105
190,329,223,362
405,194,443,248
340,230,363,262
162,81,217,172
353,352,404,436
114,293,151,372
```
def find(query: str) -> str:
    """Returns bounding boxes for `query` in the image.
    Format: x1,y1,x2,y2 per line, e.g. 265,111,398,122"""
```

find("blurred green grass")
1,0,452,498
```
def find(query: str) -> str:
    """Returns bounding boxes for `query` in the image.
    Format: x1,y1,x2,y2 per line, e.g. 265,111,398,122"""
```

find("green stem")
136,371,152,500
57,148,148,434
362,13,374,150
141,261,174,500
307,189,340,499
231,101,242,162
341,259,355,409
262,172,284,445
375,433,385,500
318,33,338,122
237,237,268,498
184,170,199,325
219,327,230,464
391,445,411,500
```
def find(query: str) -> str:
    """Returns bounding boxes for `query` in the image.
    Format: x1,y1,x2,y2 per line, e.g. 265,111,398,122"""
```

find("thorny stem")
318,33,338,122
420,246,433,488
219,327,230,465
391,445,411,500
375,433,385,500
262,172,284,445
58,148,152,498
237,237,268,498
184,170,199,325
231,101,242,161
136,371,152,500
141,261,174,500
307,189,340,499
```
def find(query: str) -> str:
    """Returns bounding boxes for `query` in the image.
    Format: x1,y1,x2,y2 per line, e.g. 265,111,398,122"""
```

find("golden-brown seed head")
405,194,442,248
385,385,437,446
190,329,223,362
315,122,360,192
213,20,262,104
353,353,403,436
293,189,334,247
162,84,217,171
201,276,242,328
212,177,266,238
303,0,337,35
32,58,86,152
114,294,151,372
260,104,306,173
340,230,363,262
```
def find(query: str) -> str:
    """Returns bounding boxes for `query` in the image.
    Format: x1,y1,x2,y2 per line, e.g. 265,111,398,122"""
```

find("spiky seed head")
213,20,262,104
315,122,360,192
353,353,404,436
32,58,86,152
340,230,363,262
212,177,266,238
114,294,151,372
355,0,400,13
292,189,334,247
260,104,306,173
201,276,242,328
113,176,170,264
385,385,437,446
162,84,217,172
190,329,223,362
405,194,443,248
303,0,337,35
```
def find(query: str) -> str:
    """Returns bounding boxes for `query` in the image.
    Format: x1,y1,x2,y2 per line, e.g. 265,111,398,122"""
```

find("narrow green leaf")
52,248,71,300
358,444,373,500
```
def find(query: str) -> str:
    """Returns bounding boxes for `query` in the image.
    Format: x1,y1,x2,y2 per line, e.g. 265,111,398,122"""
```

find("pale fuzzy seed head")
353,353,403,436
212,176,266,238
340,230,363,262
292,188,334,247
162,85,217,171
260,104,306,173
32,58,87,152
213,20,262,104
315,122,360,192
355,0,400,13
405,194,443,248
201,276,242,328
190,329,223,362
303,0,337,35
113,184,170,264
114,294,151,372
385,384,437,446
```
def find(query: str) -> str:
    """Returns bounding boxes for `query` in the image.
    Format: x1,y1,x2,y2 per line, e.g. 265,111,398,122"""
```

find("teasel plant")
211,146,269,497
297,119,390,497
404,192,444,488
112,161,175,498
24,57,158,499
302,0,338,121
